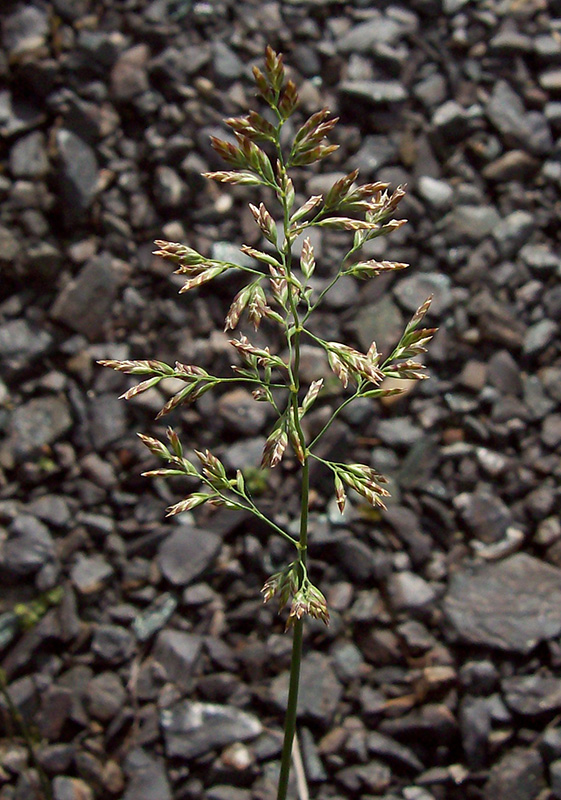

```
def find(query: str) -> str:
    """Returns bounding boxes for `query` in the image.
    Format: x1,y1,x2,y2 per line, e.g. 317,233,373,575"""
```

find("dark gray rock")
9,131,48,178
551,760,561,799
70,554,114,595
340,80,407,105
55,129,98,223
540,728,561,764
88,393,127,449
51,254,121,340
542,415,561,449
86,671,126,722
483,747,545,800
91,624,135,664
123,749,172,800
270,651,342,725
153,165,188,210
158,525,221,586
366,730,423,771
336,760,391,793
443,553,561,653
349,135,398,174
2,515,55,576
0,89,44,138
0,319,52,368
161,700,262,758
459,696,490,769
502,674,561,716
212,41,243,84
4,396,72,461
417,176,453,210
152,629,203,691
350,295,405,355
492,210,534,258
27,494,71,527
454,489,512,543
377,418,424,448
486,80,552,154
217,388,267,436
487,350,523,395
132,593,177,642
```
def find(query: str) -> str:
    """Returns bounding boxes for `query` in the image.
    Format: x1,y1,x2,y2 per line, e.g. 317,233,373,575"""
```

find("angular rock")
9,131,48,178
110,44,150,101
502,674,561,716
70,554,114,595
51,254,121,340
486,80,552,155
0,319,52,369
86,671,127,722
5,396,72,461
443,553,561,653
337,15,407,53
2,3,49,58
217,388,267,436
2,515,55,576
53,776,94,800
270,651,342,725
340,80,407,105
158,525,221,586
454,490,512,543
123,749,172,800
483,747,545,800
161,700,262,758
152,630,203,691
91,624,135,665
393,272,452,316
55,129,98,223
387,571,436,612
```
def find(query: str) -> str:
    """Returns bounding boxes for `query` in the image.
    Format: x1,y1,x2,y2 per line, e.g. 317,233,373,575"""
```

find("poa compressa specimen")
100,47,435,800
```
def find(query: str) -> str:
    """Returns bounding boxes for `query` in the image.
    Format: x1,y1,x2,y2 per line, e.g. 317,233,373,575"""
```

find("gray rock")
377,418,424,448
540,68,561,92
2,3,49,58
153,165,187,210
502,674,561,716
443,553,561,653
551,760,561,800
212,42,243,83
393,272,452,315
161,700,262,758
0,319,52,367
70,554,114,595
483,747,545,800
5,395,72,461
337,16,407,53
91,624,135,664
492,210,534,258
110,44,150,101
482,150,539,182
487,350,523,395
432,100,476,141
336,760,391,793
27,494,71,527
88,393,127,449
459,696,490,769
454,490,512,543
367,730,423,771
417,176,453,210
523,319,558,356
52,776,94,800
152,630,203,691
350,296,404,355
86,671,127,722
340,80,407,105
387,570,436,612
158,525,221,586
9,131,48,178
542,415,561,449
217,388,267,436
55,129,98,223
51,254,121,340
123,749,172,800
349,135,398,175
0,90,44,138
270,651,342,725
440,205,501,244
132,593,178,642
541,367,561,402
2,515,55,576
486,80,552,155
0,224,21,265
520,244,561,274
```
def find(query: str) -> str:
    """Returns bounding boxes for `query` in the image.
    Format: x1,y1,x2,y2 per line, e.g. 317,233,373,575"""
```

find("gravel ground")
1,1,561,799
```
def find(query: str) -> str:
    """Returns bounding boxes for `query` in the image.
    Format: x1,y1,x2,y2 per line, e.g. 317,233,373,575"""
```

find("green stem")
276,457,309,800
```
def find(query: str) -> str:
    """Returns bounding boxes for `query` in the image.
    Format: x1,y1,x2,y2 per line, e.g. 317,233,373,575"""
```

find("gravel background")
1,1,561,799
